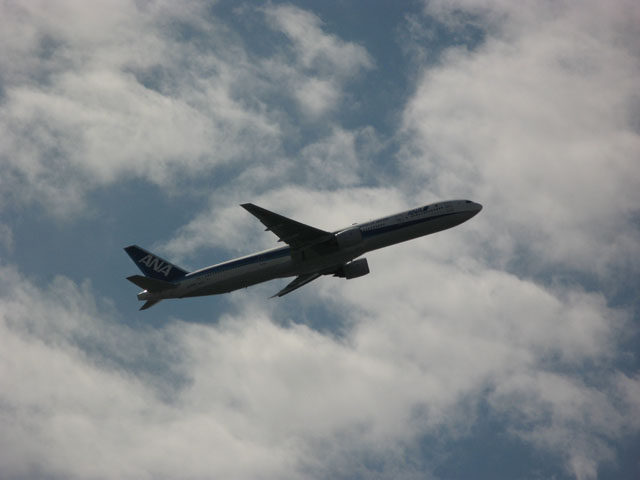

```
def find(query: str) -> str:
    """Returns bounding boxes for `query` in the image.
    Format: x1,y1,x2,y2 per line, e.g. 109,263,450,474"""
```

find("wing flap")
271,272,322,298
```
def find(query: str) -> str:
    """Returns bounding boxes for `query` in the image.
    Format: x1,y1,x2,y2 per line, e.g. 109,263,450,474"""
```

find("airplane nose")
468,201,482,215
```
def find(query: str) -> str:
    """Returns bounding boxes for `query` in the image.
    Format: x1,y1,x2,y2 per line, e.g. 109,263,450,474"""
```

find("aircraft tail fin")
124,245,188,282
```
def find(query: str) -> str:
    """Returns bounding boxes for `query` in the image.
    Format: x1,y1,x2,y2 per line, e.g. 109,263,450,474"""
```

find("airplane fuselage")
134,199,482,304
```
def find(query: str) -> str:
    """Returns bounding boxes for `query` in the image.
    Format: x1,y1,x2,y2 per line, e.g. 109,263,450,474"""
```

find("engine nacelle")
335,227,363,249
336,258,370,279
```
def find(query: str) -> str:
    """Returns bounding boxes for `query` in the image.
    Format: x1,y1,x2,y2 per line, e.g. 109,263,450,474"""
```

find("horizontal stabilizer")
140,299,162,310
127,275,175,291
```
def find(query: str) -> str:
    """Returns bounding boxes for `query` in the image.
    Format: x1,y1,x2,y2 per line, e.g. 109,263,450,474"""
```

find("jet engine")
335,226,363,249
335,258,370,279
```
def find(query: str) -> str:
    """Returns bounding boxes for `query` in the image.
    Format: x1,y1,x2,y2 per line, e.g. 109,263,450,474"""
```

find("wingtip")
139,299,161,310
241,203,260,213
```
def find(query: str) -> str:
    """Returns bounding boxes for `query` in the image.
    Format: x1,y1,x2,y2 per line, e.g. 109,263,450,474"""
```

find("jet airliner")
125,199,482,310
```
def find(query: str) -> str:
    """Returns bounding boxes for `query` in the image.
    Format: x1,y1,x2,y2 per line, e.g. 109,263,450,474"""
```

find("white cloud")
0,1,376,217
293,77,340,117
396,2,640,476
264,4,373,78
323,242,636,479
1,233,637,479
298,127,379,188
0,2,282,216
263,4,374,118
402,0,640,282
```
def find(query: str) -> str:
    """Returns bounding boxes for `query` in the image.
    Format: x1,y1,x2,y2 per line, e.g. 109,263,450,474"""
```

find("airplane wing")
139,299,162,310
241,203,334,250
271,272,322,298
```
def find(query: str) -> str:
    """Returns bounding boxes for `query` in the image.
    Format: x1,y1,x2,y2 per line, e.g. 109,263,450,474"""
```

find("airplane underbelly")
295,247,365,274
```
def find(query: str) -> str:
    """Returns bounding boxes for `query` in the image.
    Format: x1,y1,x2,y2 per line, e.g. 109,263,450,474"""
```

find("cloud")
402,0,640,285
321,240,638,479
264,4,373,78
3,1,638,479
0,223,13,253
1,2,374,217
1,235,637,479
394,2,640,476
0,1,285,216
263,4,374,117
293,77,340,118
298,126,382,187
490,371,621,480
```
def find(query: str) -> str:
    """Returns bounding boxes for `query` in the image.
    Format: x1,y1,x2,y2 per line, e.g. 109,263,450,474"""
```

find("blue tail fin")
124,245,188,282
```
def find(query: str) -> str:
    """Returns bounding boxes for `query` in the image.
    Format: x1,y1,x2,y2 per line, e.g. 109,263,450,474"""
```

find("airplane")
125,199,482,310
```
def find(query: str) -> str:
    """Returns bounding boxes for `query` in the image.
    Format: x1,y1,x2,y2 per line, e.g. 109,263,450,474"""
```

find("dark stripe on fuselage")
361,211,462,238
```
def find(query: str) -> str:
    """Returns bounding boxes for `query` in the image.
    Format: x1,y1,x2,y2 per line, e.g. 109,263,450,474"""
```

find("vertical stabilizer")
124,245,188,282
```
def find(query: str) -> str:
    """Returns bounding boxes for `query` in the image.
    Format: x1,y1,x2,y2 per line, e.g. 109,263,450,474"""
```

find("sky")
1,0,639,479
